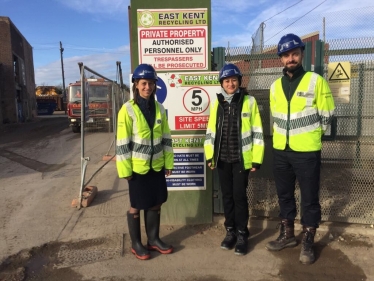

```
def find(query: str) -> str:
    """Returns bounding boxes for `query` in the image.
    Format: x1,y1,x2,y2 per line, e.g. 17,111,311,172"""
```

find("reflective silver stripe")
162,133,173,150
162,137,172,147
289,108,320,131
274,124,287,136
273,112,288,131
308,73,318,93
117,153,131,161
159,103,165,115
133,135,152,146
132,142,153,155
163,145,173,153
204,129,216,146
117,137,132,156
242,143,252,153
117,137,131,145
132,151,150,160
153,136,162,144
131,137,161,155
253,137,264,146
162,133,173,152
320,108,335,131
125,102,138,135
289,123,320,136
248,95,255,112
252,126,264,145
241,130,252,152
272,111,287,119
152,150,164,161
270,83,276,101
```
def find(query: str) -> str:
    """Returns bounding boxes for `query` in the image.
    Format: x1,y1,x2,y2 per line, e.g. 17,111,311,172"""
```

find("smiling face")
280,47,304,74
135,78,156,100
221,76,240,95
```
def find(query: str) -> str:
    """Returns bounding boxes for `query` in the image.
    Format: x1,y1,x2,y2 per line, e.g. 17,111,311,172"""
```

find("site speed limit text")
182,87,210,114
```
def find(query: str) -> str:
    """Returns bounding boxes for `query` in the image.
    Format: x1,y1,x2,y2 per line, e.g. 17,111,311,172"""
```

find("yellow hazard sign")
328,62,351,104
329,62,350,81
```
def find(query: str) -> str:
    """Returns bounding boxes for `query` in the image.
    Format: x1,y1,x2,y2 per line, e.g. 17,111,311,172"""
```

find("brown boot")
299,226,316,264
265,219,297,251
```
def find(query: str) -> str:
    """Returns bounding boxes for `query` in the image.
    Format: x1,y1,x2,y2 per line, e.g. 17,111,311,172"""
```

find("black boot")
220,227,237,250
234,230,249,256
127,212,150,260
144,209,173,254
265,219,297,251
299,226,316,264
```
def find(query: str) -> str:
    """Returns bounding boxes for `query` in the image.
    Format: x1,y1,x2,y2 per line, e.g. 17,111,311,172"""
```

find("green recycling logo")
139,11,154,28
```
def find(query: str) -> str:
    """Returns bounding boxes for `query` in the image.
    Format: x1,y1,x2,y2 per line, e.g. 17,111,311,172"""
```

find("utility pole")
60,41,67,114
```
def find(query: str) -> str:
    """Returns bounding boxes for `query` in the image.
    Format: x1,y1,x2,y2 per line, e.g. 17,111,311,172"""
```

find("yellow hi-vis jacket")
270,72,335,151
204,93,264,170
116,99,174,178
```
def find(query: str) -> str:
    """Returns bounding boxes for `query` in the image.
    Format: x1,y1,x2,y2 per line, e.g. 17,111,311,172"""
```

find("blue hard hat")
219,63,242,82
277,33,305,56
132,64,158,82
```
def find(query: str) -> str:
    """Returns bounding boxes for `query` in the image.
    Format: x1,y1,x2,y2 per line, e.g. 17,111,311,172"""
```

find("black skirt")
128,168,168,210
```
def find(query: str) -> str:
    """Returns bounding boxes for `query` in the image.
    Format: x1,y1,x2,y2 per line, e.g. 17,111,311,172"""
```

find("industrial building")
0,16,36,125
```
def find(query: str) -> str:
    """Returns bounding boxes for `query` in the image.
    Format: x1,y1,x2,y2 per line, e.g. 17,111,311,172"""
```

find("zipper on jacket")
227,104,231,162
286,82,292,146
148,104,154,169
150,128,154,169
238,93,244,171
215,103,224,165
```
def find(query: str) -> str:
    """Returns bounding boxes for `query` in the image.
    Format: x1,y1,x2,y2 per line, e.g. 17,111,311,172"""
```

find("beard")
284,61,302,73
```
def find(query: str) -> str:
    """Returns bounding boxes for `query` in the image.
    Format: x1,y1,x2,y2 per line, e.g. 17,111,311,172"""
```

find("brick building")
227,32,321,89
0,16,36,125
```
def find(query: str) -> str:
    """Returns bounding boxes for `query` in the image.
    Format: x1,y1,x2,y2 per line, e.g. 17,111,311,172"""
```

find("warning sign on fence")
328,62,351,103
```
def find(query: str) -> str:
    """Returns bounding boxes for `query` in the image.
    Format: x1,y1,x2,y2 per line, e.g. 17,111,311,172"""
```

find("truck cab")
67,79,114,133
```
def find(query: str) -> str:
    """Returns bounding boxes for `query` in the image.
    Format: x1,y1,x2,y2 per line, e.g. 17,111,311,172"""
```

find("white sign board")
137,9,208,71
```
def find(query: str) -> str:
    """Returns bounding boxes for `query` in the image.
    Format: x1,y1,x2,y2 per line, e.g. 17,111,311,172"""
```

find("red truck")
67,78,124,133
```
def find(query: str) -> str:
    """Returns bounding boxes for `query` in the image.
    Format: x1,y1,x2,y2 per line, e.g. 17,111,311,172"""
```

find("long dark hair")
132,79,157,105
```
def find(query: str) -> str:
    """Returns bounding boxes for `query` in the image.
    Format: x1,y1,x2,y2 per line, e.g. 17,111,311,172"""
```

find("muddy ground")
0,114,374,281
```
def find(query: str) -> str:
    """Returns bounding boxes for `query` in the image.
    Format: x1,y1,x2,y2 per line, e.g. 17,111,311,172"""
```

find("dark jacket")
209,88,261,171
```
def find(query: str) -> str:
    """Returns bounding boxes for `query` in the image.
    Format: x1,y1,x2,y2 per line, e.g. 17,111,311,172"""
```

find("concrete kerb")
213,215,374,237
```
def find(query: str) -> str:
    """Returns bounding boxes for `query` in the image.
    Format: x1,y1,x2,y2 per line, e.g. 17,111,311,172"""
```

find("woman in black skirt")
116,64,174,260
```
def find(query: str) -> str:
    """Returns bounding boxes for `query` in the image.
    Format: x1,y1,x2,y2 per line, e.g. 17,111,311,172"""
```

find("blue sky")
1,0,373,86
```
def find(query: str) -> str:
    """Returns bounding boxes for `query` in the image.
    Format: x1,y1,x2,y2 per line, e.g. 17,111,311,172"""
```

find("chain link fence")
217,35,374,224
70,63,129,208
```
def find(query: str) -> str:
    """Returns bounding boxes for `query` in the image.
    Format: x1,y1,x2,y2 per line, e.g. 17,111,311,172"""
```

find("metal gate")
212,37,374,224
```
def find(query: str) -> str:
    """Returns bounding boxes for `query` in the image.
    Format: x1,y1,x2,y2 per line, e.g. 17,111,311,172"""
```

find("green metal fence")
213,37,374,224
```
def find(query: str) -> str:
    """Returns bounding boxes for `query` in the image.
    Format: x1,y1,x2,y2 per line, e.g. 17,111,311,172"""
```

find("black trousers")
217,160,250,233
273,149,321,228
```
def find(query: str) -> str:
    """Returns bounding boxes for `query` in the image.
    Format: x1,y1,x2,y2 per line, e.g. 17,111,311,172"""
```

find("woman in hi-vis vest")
204,63,264,256
116,64,174,260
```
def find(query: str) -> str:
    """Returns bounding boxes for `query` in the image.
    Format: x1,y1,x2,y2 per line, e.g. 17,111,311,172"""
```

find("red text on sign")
175,115,209,130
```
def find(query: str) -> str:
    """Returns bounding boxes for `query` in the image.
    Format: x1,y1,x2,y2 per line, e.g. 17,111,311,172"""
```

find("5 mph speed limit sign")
183,87,210,114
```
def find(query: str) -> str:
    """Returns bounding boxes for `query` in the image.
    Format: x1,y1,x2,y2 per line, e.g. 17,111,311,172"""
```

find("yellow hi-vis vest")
116,99,174,178
204,95,264,169
270,72,335,151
